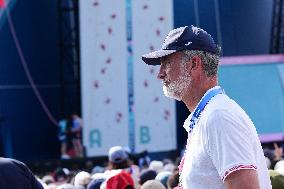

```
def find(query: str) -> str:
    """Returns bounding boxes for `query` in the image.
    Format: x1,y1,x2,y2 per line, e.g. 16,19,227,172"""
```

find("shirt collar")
182,85,221,132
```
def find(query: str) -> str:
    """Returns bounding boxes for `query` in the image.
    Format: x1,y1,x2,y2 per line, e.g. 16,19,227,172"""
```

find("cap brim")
141,49,176,65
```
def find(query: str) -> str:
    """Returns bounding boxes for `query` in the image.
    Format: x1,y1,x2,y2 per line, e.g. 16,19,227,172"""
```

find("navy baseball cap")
141,25,219,65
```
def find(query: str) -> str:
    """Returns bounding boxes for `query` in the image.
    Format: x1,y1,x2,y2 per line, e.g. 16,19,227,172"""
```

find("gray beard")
163,85,182,101
162,73,191,101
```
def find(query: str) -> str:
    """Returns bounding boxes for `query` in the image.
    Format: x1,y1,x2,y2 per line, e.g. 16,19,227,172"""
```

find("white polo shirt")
181,87,272,189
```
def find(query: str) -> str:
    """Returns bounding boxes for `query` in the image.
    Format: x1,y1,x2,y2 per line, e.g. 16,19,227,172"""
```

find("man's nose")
157,66,166,80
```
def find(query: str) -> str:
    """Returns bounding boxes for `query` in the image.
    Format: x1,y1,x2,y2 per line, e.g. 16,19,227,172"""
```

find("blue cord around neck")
188,87,224,132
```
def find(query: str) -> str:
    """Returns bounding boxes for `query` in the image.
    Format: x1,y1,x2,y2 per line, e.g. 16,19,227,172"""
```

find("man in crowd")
141,25,271,189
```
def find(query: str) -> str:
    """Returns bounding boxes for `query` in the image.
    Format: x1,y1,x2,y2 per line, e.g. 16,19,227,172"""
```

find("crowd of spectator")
37,146,179,189
3,143,284,189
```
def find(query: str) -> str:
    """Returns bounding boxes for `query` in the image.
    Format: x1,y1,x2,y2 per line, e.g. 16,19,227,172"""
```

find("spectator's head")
141,26,220,102
139,169,157,185
106,171,134,189
74,171,91,188
163,163,176,173
91,166,105,174
108,146,130,169
53,168,70,183
264,148,275,162
140,180,166,189
149,161,163,173
155,171,172,188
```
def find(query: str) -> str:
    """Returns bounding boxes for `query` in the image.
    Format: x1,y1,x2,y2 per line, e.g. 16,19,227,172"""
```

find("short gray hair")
182,49,220,77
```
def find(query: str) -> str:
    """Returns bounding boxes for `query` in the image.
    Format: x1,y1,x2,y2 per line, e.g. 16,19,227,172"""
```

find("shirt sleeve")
205,109,257,182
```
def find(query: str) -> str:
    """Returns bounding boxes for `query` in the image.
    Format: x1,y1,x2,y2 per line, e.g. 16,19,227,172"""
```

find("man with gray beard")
141,26,271,189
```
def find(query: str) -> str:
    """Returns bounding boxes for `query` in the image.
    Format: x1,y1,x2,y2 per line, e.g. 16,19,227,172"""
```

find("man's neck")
183,77,218,112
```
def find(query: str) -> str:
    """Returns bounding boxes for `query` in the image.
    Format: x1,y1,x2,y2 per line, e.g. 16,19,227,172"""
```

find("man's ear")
189,55,202,71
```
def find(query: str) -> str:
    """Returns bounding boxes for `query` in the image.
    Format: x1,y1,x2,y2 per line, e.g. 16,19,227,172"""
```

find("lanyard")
188,87,224,132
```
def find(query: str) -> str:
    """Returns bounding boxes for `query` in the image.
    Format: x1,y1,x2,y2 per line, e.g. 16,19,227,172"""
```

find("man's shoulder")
202,94,254,132
204,94,233,115
206,94,247,116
